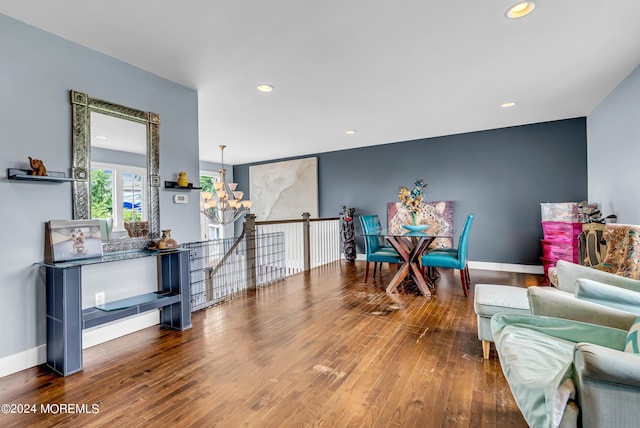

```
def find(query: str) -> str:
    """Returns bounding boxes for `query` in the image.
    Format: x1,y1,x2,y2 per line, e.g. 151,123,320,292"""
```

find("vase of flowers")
399,179,428,232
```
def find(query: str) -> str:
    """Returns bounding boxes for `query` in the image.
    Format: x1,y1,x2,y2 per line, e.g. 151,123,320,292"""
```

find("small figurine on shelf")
177,171,189,187
28,156,47,176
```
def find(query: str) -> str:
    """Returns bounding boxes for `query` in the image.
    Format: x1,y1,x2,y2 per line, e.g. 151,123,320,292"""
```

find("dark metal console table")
42,248,191,376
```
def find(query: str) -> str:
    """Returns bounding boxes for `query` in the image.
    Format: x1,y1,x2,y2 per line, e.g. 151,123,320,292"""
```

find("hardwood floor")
0,262,546,427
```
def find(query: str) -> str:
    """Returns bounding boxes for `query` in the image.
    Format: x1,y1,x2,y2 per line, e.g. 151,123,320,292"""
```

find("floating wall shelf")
164,180,201,190
7,168,75,183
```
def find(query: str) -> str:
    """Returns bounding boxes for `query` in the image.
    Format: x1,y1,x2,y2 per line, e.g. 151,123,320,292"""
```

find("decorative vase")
157,229,179,250
402,224,428,233
403,212,428,233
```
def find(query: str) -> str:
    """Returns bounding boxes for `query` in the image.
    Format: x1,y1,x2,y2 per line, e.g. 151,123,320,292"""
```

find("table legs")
385,236,435,296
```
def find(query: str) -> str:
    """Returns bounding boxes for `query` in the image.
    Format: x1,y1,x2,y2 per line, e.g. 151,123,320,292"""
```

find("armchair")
492,312,640,428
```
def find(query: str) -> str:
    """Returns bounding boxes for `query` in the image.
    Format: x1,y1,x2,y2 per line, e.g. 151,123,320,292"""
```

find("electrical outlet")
95,291,105,306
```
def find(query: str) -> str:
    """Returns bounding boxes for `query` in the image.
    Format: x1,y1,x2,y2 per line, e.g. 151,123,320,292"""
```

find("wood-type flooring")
0,261,547,427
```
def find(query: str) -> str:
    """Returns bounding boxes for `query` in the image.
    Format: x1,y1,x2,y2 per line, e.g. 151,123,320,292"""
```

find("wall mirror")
70,90,160,252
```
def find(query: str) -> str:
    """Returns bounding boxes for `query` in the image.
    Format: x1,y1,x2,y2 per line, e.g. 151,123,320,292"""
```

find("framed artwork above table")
387,200,454,248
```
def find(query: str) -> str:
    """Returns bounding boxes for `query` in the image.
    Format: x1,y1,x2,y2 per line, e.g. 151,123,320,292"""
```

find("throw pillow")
624,316,640,354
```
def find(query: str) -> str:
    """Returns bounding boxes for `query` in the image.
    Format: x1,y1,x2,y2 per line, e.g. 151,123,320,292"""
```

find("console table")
43,248,191,376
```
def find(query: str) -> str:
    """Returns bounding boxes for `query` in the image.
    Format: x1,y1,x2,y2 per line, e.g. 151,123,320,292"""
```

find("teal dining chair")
359,215,401,283
421,214,474,297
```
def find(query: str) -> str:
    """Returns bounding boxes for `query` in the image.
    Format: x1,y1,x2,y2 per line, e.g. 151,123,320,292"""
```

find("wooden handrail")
205,230,246,279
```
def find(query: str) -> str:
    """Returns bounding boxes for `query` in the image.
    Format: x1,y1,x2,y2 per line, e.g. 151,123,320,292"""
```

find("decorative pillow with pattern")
624,316,640,354
596,224,630,273
615,227,640,280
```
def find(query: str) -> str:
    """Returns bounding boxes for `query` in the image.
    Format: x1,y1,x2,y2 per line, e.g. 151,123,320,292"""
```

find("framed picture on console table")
45,219,103,263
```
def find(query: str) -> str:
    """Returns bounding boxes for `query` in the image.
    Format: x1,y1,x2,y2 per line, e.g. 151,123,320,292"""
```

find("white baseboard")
351,254,543,274
0,345,46,379
83,311,159,349
1,312,160,379
468,261,544,274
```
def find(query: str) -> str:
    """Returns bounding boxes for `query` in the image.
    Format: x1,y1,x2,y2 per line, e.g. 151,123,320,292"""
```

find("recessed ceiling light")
256,84,273,93
505,1,536,19
345,130,357,135
501,102,517,108
95,135,108,140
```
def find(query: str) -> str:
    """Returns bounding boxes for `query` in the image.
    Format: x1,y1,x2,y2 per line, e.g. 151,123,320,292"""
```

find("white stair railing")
256,213,341,276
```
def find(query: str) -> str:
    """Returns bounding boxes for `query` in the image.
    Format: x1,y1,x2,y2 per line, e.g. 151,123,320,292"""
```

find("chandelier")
200,145,251,225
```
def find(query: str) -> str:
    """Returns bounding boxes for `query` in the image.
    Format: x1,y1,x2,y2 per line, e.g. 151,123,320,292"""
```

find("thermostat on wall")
173,194,188,204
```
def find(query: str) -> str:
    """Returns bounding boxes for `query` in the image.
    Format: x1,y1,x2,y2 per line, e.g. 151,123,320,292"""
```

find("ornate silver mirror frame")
70,90,160,252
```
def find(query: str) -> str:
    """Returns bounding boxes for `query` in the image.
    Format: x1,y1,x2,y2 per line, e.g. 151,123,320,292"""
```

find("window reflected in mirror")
90,111,148,240
91,163,147,237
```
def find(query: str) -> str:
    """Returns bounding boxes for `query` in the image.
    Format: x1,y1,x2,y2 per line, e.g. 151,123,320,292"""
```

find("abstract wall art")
250,157,318,221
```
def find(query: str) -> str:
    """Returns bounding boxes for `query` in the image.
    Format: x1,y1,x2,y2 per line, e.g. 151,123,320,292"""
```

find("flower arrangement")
399,179,427,223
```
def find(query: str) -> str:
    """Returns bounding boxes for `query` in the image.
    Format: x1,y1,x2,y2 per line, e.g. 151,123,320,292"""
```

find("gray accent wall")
0,14,200,360
234,118,588,265
587,64,640,224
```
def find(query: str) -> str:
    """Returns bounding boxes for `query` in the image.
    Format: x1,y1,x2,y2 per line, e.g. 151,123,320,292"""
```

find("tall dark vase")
340,206,356,263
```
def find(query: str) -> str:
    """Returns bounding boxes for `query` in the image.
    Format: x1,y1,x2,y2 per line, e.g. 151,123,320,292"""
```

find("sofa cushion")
625,317,640,354
474,284,530,317
575,278,640,315
494,322,575,428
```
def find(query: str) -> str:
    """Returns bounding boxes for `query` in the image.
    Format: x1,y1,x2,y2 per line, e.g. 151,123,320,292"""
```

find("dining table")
363,228,445,296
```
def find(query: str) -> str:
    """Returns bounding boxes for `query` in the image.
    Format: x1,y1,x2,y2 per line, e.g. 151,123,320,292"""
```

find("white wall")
587,64,640,223
0,14,200,376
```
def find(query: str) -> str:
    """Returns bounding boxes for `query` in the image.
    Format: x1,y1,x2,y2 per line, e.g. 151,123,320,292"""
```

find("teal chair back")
457,214,474,267
421,213,474,296
359,215,400,283
359,215,383,256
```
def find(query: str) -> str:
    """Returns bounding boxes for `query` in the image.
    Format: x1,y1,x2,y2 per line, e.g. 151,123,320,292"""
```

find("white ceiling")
91,112,147,155
3,1,640,165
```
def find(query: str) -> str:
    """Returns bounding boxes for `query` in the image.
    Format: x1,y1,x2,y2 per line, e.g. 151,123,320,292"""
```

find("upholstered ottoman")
474,284,530,359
